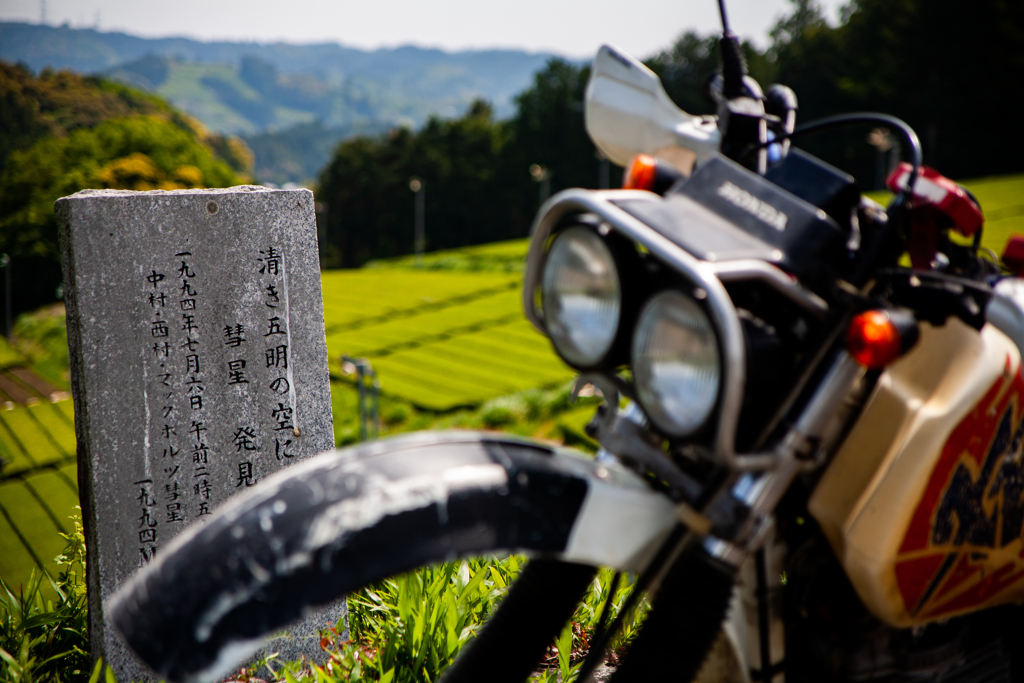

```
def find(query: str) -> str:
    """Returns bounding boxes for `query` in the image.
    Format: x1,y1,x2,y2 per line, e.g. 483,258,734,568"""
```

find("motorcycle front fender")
109,430,677,682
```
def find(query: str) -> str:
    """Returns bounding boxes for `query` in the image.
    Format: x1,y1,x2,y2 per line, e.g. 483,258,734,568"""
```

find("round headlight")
632,290,721,437
542,226,622,368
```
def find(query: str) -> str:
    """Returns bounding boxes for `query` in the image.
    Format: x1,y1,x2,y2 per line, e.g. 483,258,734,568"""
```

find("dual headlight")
541,226,721,437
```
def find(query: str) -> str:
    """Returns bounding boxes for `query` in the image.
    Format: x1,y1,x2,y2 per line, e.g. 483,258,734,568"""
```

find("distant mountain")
242,120,389,187
0,22,557,135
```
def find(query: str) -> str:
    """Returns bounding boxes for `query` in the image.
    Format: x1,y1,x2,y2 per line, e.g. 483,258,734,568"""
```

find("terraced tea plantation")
0,348,78,590
1,173,1023,597
322,269,572,410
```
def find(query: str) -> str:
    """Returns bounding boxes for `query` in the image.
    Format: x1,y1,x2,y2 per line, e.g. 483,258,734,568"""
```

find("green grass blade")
87,658,103,683
557,621,572,680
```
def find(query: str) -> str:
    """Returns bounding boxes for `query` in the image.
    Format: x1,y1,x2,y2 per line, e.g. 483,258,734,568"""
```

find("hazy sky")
0,0,847,59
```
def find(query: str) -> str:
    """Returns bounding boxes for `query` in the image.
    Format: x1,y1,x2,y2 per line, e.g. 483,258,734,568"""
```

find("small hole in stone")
206,200,219,215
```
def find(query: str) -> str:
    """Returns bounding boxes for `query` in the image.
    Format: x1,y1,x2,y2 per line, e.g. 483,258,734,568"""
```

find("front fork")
581,351,867,682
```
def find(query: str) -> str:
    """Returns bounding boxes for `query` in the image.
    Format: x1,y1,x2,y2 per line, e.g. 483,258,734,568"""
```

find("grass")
305,560,648,683
320,266,576,410
363,238,530,273
4,514,647,683
0,248,584,596
962,174,1024,253
0,510,92,683
0,338,23,371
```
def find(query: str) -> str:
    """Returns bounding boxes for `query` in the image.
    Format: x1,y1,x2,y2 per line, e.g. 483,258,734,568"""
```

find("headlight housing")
542,226,622,368
632,289,721,437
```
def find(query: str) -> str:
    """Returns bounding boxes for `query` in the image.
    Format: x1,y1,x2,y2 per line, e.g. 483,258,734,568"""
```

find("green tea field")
0,342,78,590
322,269,572,410
0,173,1022,597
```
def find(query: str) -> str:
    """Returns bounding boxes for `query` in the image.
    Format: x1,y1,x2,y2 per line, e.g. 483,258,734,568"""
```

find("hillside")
0,62,251,319
0,22,556,135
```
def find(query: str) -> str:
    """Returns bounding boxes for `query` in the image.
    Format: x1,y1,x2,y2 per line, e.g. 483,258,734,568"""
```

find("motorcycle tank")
809,319,1024,627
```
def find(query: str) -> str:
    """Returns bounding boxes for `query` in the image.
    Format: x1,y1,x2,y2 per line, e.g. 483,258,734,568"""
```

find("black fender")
109,430,676,683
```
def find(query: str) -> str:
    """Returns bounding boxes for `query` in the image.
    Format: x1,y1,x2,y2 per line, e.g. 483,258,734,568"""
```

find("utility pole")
409,177,425,266
0,254,10,339
530,164,551,206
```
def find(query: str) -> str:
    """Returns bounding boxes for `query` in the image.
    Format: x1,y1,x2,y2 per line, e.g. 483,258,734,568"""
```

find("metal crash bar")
523,189,829,471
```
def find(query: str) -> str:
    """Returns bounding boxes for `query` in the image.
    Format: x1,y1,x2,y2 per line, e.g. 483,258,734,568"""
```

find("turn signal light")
847,310,919,369
623,154,685,195
624,154,658,191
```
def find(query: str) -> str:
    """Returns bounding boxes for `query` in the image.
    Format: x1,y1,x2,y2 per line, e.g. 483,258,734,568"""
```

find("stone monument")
57,186,342,681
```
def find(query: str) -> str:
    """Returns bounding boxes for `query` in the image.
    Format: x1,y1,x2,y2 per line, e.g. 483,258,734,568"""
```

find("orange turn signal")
624,154,658,191
847,310,906,369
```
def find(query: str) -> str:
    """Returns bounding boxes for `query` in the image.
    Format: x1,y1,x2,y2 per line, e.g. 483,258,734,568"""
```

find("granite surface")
57,186,343,681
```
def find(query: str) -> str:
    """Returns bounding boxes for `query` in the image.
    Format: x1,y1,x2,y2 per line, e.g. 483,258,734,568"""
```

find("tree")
646,32,775,117
318,101,513,267
317,60,609,268
317,0,1024,269
0,62,252,321
771,0,1024,180
501,59,598,196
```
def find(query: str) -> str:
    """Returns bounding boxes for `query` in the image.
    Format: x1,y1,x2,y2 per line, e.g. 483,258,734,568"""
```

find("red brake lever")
886,163,984,236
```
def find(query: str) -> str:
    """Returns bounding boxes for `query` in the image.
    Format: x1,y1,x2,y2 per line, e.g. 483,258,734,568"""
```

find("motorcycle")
110,4,1024,682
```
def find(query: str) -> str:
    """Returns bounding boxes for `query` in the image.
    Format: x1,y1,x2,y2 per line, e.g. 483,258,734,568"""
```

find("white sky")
0,0,847,59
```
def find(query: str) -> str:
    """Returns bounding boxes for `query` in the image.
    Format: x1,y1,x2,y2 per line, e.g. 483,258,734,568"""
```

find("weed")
288,560,647,683
0,509,90,683
314,556,519,683
0,514,646,683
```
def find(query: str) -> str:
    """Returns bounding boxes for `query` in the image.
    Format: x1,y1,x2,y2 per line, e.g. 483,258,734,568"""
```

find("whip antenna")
717,0,731,34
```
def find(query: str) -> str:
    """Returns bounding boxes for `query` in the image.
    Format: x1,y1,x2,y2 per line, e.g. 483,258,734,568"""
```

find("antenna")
717,0,747,99
40,0,47,25
717,0,731,34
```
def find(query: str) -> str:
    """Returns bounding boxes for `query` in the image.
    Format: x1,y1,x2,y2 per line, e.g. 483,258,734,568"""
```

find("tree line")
317,59,604,268
317,0,1023,268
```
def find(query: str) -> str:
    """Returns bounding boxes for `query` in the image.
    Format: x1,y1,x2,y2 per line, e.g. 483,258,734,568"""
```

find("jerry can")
810,317,1024,627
